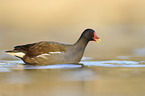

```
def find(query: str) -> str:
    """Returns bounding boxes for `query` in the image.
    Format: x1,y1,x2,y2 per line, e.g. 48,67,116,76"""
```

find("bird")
6,29,101,65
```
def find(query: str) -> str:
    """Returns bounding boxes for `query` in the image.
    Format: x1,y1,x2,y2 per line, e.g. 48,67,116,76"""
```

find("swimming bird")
6,29,101,65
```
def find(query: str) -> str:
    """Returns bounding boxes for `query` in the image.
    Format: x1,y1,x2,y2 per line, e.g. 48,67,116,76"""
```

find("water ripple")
0,60,145,72
80,60,145,67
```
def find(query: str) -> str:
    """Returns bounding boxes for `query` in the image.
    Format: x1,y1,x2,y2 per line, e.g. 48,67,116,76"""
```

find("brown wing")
14,41,66,57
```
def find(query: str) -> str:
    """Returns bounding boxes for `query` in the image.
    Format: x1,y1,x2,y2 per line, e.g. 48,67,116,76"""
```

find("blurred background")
1,0,145,60
1,1,145,96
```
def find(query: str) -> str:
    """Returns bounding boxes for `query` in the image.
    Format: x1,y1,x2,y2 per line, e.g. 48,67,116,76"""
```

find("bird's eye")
89,32,92,35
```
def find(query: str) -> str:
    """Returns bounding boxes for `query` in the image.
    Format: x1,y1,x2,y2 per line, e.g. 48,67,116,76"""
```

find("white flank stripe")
7,52,25,58
36,54,50,58
49,51,61,54
36,52,61,58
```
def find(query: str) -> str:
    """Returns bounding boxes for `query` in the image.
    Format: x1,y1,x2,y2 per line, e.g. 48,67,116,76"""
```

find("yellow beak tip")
95,41,99,43
98,39,101,41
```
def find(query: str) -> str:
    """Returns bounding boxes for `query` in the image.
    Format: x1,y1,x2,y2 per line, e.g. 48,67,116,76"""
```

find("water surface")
0,57,145,96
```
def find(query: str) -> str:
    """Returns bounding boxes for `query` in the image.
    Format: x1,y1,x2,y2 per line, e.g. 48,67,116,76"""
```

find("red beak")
93,32,101,43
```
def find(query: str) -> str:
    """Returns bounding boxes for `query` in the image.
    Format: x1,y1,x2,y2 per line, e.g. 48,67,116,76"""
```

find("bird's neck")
74,36,89,49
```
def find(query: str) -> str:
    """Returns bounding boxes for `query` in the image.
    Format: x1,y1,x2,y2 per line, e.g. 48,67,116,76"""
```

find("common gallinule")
6,29,101,65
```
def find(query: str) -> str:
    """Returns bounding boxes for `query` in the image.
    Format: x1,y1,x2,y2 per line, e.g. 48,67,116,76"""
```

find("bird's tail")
5,50,25,58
